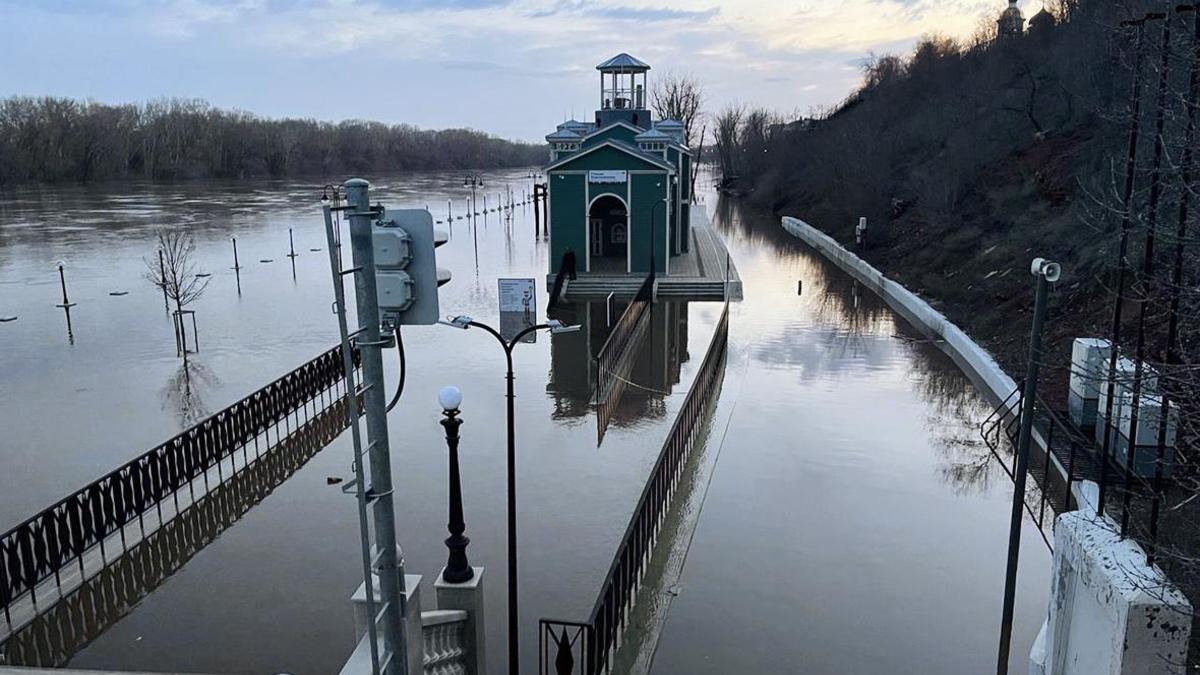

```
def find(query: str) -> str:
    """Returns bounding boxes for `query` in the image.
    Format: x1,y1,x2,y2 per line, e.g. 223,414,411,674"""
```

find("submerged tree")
145,229,210,362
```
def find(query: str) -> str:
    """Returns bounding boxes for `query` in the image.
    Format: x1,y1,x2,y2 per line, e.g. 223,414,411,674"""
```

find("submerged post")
996,257,1059,675
231,236,242,294
55,262,75,308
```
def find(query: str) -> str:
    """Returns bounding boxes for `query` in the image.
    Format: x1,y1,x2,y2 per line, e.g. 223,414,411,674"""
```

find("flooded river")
0,170,1047,674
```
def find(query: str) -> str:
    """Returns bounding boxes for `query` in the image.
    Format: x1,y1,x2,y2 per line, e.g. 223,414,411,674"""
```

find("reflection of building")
545,54,693,276
547,301,690,422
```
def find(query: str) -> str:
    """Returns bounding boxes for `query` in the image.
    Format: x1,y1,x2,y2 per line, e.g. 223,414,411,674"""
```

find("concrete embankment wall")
780,216,1017,407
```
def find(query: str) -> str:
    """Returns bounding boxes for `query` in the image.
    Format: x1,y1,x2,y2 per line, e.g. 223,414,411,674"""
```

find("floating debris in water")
259,259,273,263
0,316,16,323
108,291,129,296
326,476,344,485
309,247,322,252
195,273,212,278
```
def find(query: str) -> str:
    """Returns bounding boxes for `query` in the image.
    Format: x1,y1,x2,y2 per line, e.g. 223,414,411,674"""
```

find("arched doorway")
588,194,628,272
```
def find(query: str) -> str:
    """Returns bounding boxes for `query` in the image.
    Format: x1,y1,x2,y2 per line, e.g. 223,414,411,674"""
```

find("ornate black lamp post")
440,315,581,675
438,385,474,583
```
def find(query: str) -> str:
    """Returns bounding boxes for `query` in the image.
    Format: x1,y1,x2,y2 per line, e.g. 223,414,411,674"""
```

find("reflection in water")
160,360,219,427
0,399,351,668
647,188,1049,675
61,306,75,345
547,301,691,437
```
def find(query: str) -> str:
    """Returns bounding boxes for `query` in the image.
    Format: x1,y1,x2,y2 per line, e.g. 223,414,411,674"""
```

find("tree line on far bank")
0,97,546,183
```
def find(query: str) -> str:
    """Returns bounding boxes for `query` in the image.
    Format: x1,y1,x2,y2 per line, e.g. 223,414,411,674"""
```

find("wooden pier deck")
548,205,743,302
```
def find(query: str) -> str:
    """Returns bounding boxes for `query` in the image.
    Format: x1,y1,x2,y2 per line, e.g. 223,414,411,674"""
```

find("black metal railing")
542,300,729,675
539,619,593,675
594,274,655,442
981,383,1137,552
1,394,354,667
0,344,360,633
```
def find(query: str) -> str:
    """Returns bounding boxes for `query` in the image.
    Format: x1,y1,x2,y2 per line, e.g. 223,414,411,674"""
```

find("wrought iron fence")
539,619,593,675
0,344,360,633
594,274,655,442
542,300,729,675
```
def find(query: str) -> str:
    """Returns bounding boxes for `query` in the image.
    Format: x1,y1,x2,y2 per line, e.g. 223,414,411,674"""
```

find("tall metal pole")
1152,4,1200,563
462,320,558,675
345,178,410,675
505,344,520,675
996,259,1056,675
1121,11,1171,537
323,198,383,675
1098,19,1150,513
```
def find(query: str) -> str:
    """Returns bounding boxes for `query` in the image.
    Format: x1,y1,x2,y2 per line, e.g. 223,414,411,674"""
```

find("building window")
611,223,627,244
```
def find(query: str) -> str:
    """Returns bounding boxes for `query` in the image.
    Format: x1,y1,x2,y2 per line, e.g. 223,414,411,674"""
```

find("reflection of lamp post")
440,315,581,675
463,173,484,219
438,386,474,584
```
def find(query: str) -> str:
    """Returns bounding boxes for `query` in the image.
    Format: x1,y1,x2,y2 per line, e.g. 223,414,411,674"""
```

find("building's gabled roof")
635,127,674,142
546,139,676,173
581,120,646,144
596,53,650,72
546,128,583,142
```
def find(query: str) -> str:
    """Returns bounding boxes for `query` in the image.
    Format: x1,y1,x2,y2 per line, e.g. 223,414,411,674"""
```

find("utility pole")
345,179,410,675
996,258,1059,675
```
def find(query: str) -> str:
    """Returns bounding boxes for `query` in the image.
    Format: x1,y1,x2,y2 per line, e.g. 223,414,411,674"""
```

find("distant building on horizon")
997,0,1025,39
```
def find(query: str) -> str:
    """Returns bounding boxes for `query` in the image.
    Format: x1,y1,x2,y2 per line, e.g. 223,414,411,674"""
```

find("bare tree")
145,229,210,361
713,104,744,184
650,71,705,146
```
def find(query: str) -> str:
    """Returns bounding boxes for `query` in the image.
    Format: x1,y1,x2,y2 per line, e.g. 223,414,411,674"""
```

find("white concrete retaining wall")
1032,504,1191,675
781,216,1016,405
780,216,1192,675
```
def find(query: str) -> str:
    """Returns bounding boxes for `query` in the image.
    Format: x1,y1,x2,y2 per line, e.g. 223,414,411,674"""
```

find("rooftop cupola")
596,53,652,130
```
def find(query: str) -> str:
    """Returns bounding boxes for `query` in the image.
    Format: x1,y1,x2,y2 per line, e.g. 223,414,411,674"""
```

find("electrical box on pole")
373,208,451,327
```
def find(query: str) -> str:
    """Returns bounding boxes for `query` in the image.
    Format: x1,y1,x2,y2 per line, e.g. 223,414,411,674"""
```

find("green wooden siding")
548,173,587,272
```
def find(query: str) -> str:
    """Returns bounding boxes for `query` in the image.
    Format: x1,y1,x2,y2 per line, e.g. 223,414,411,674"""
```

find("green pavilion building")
545,54,693,277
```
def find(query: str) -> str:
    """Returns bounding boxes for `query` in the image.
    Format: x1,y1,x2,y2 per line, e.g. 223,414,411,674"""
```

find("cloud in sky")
0,0,1021,141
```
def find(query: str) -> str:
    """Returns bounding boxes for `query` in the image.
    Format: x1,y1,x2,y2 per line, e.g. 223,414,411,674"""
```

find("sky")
0,0,1035,142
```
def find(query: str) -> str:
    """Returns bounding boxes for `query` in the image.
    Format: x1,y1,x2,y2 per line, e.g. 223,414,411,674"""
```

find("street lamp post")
464,174,484,220
440,316,580,675
438,386,474,584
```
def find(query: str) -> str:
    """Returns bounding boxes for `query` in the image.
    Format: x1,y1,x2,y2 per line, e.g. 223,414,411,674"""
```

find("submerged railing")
0,344,360,641
1,393,355,666
593,274,655,443
542,300,730,675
